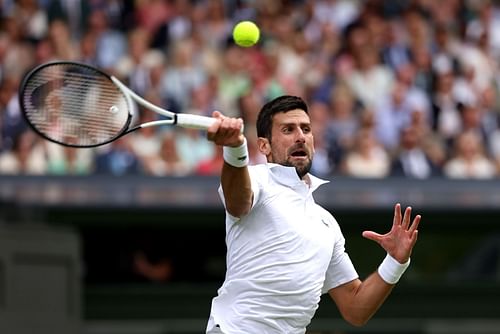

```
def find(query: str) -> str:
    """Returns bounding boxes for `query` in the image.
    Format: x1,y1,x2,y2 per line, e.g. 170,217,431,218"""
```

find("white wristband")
378,253,410,284
223,138,249,168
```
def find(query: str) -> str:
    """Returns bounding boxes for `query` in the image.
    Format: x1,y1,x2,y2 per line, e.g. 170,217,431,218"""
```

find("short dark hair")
256,95,309,139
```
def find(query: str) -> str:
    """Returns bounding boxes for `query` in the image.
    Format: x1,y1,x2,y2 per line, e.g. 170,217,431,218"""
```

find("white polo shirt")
206,163,358,334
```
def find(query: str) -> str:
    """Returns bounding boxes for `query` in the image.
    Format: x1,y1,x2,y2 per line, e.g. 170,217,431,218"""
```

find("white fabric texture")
206,163,358,334
378,253,410,284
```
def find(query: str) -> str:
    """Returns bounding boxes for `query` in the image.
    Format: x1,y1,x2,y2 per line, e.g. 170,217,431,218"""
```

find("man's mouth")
290,149,308,158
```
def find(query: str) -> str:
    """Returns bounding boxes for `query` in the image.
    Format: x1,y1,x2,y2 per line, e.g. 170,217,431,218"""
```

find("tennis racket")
18,61,222,148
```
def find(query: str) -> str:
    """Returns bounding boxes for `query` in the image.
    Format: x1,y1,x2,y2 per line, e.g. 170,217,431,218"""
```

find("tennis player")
205,95,421,334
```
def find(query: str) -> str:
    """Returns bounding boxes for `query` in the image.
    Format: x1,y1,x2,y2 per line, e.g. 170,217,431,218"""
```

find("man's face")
259,109,315,178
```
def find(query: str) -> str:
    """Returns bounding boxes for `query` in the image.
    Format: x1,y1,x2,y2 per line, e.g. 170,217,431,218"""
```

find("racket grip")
176,114,244,132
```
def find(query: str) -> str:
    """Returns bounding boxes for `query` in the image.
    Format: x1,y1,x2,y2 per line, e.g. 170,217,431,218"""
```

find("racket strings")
26,78,121,128
22,64,130,146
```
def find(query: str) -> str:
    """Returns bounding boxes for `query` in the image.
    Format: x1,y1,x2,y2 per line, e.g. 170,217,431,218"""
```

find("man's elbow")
343,313,372,327
226,202,251,218
225,193,253,218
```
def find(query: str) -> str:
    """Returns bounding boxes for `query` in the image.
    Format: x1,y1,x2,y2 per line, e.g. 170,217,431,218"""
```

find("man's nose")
295,128,306,142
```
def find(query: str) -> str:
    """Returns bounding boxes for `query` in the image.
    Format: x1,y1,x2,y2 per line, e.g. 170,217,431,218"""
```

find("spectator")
197,0,232,49
145,131,190,176
216,43,251,117
115,28,167,97
128,108,163,170
46,142,94,175
245,47,286,103
45,0,91,39
78,30,98,65
345,43,394,110
47,19,78,60
312,0,360,33
175,127,215,171
195,144,223,176
324,82,361,169
94,137,142,175
390,125,442,179
409,42,434,96
373,75,429,152
443,131,497,179
160,39,207,111
457,102,491,149
0,131,47,174
381,19,411,71
340,126,390,178
465,1,500,59
12,0,48,43
430,65,462,148
87,8,127,71
0,0,500,180
0,76,26,151
133,0,173,48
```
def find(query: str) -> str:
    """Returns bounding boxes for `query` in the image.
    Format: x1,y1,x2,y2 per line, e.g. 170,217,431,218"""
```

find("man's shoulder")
248,163,269,174
247,163,271,182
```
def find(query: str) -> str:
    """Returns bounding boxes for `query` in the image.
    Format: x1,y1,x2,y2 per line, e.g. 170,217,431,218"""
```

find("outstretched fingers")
402,209,421,251
401,205,412,230
409,214,421,233
361,230,383,243
393,203,402,228
396,204,420,233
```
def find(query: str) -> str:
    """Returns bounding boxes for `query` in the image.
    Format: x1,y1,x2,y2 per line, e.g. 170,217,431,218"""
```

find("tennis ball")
232,21,260,47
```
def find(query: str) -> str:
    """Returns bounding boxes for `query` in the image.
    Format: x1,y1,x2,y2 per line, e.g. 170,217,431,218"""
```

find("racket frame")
19,61,217,148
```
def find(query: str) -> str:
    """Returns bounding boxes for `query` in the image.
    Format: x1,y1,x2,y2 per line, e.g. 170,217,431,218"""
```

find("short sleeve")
322,224,359,293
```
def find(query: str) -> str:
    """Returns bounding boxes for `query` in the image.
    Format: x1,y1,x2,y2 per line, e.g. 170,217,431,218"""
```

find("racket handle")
176,114,244,132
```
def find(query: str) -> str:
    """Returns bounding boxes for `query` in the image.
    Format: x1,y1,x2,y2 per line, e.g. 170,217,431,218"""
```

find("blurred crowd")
1,0,500,179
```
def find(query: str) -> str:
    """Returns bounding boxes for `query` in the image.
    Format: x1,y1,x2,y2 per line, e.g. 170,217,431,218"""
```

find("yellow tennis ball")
232,21,260,47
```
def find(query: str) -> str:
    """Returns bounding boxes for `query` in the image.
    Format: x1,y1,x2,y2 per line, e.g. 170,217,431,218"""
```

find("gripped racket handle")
176,113,244,133
175,113,216,129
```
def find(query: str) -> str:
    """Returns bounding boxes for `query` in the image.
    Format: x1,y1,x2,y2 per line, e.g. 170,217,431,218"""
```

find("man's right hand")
207,111,245,147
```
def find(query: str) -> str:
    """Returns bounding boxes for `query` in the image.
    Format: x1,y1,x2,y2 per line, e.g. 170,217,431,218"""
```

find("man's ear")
257,137,271,156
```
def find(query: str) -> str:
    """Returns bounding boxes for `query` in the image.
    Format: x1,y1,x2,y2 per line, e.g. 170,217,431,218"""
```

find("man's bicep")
328,278,360,305
219,166,260,218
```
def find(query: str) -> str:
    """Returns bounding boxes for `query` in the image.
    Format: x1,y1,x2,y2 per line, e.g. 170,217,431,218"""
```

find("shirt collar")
266,163,329,192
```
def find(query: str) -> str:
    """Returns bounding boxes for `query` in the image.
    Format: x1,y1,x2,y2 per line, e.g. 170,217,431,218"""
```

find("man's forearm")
333,273,395,327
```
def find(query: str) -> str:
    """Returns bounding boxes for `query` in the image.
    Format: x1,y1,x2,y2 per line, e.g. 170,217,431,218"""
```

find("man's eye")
303,127,311,133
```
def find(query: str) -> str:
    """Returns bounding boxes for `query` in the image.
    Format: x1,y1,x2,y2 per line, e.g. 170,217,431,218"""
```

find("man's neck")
301,174,311,186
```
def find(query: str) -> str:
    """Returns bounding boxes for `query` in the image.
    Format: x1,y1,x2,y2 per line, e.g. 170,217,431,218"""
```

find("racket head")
19,61,133,147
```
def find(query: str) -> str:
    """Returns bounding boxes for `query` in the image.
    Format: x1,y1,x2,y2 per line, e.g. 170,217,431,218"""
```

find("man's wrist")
378,253,410,284
223,138,249,168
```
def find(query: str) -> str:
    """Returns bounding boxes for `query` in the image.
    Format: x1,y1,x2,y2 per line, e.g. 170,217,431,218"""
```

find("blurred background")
0,0,500,333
